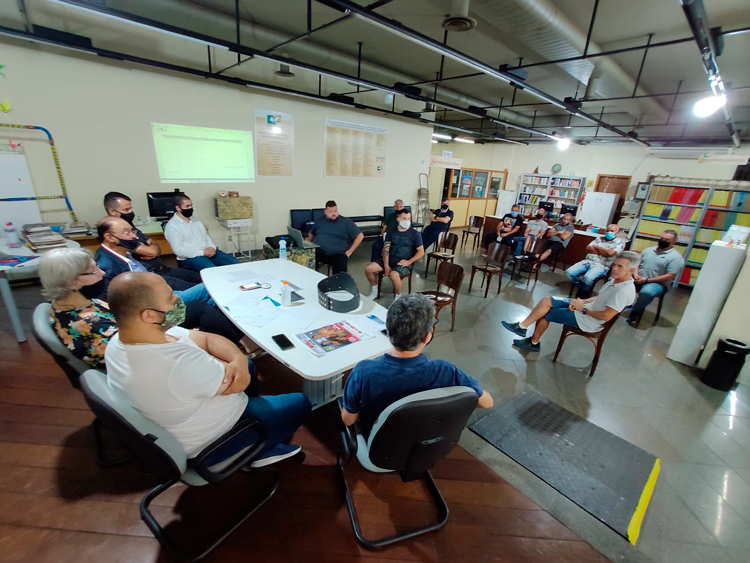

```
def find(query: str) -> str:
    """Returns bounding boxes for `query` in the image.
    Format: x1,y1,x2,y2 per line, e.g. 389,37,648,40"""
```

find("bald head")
107,272,164,327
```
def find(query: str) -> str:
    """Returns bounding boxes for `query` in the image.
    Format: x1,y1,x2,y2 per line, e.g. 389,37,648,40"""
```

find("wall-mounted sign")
442,150,453,157
698,153,749,165
429,155,462,169
325,120,387,177
255,109,294,176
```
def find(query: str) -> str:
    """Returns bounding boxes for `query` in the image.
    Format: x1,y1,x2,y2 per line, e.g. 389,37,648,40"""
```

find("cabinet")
446,168,508,227
515,173,586,217
633,176,750,287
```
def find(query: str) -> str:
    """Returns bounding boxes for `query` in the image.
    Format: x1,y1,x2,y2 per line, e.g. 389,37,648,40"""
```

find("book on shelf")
649,185,706,204
686,247,707,266
679,267,700,286
632,236,687,255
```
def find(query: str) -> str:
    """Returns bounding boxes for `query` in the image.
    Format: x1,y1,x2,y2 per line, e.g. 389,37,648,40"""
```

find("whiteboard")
0,150,42,235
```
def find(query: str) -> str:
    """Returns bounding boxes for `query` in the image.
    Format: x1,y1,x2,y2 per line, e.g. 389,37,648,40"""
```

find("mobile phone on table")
240,282,262,291
272,333,295,351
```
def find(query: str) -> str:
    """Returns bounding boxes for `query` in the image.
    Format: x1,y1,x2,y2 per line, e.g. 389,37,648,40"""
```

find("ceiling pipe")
318,0,650,146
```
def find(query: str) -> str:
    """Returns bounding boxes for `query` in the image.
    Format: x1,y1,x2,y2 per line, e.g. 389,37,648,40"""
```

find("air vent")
441,0,477,32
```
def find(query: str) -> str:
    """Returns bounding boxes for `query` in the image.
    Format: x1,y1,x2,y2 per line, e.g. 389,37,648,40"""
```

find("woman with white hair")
39,247,249,371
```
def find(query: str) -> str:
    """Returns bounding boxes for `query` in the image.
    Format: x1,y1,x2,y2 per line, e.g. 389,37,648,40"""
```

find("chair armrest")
337,398,358,461
191,418,268,483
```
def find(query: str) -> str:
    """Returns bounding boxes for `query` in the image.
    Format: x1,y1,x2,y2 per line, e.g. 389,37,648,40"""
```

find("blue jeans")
566,261,609,291
511,236,527,256
183,249,239,272
175,283,215,306
631,283,666,315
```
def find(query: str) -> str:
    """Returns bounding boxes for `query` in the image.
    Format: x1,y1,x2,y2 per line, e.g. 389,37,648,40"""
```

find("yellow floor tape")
627,457,661,544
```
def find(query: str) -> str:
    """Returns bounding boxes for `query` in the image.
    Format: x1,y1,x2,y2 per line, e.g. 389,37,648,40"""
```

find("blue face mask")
605,232,615,240
510,211,518,217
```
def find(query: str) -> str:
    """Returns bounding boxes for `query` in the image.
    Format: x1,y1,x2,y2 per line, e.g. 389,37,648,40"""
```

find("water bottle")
4,222,22,248
279,237,287,260
280,280,292,307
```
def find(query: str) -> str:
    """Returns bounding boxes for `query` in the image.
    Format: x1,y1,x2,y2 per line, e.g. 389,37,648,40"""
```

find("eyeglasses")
80,266,103,276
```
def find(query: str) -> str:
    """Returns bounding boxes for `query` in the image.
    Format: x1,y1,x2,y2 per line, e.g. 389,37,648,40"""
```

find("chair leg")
140,470,279,563
424,257,431,278
496,271,503,295
407,274,412,294
92,417,131,468
468,267,477,293
338,451,449,549
552,330,571,363
654,294,663,324
376,273,384,300
589,339,604,378
484,273,491,299
450,301,456,332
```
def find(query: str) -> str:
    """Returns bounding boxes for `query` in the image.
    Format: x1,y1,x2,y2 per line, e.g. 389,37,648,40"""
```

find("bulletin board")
0,148,43,230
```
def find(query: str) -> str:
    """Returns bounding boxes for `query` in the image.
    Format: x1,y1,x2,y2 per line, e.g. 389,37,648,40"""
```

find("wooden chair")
468,242,511,298
633,287,665,325
424,232,458,278
510,237,547,290
376,269,413,299
420,262,464,331
461,216,484,251
552,312,621,377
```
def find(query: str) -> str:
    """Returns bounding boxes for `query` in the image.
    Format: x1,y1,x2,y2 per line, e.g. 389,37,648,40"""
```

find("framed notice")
325,119,387,177
255,110,294,176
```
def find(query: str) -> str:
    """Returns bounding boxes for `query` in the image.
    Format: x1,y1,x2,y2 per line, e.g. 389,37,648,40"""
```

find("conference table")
201,259,393,408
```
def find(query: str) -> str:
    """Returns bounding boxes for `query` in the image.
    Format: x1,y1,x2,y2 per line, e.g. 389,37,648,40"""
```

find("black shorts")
547,240,565,256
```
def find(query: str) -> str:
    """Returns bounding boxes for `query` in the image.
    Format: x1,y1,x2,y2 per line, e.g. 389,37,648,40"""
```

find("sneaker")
502,321,527,337
367,288,378,300
248,444,302,468
513,337,541,352
394,293,402,301
626,313,642,327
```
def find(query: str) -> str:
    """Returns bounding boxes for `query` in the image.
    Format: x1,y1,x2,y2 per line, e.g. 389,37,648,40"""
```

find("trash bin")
701,338,750,391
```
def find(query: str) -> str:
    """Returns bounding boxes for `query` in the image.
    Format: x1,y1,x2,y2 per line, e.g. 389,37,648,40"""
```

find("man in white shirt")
164,193,239,272
104,271,311,466
502,251,639,352
565,224,625,298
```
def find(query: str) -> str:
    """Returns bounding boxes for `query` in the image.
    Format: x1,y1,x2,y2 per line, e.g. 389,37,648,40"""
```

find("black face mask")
116,236,140,251
119,211,136,225
441,204,449,210
535,213,544,219
79,278,106,300
657,238,670,249
180,207,194,218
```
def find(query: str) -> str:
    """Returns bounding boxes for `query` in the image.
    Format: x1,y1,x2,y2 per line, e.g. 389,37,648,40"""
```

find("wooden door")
595,174,631,222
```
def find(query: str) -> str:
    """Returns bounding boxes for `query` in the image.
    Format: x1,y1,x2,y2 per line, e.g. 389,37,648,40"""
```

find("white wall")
0,41,432,249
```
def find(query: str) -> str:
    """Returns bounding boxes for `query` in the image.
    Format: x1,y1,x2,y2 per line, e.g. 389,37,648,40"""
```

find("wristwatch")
582,307,588,315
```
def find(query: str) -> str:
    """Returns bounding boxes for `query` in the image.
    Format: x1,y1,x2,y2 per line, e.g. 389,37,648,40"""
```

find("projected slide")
152,123,255,183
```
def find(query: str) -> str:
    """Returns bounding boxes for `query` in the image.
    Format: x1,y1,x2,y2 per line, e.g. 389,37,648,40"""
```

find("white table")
201,259,392,408
0,239,80,342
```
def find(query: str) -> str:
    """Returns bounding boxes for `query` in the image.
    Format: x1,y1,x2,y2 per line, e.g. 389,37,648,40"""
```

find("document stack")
22,223,67,251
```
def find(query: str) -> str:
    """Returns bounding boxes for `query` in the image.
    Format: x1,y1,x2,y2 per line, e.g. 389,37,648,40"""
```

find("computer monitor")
312,208,326,223
539,201,554,214
290,209,313,233
560,204,579,217
147,190,181,219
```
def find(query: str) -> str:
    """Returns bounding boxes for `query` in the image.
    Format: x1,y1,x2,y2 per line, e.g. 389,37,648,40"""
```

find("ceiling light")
431,139,439,144
693,94,726,117
432,133,452,140
454,137,474,144
557,137,571,150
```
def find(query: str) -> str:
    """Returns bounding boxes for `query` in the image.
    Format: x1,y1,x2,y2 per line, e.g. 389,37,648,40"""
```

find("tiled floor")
344,234,750,563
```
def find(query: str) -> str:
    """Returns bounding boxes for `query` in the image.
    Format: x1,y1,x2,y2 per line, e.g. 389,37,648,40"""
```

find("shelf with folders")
516,173,586,216
634,176,750,287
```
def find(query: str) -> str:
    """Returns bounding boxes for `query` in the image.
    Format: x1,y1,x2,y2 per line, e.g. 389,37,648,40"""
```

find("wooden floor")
0,283,610,563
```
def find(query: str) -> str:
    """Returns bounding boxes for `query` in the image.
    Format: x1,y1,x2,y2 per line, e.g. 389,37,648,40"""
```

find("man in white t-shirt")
104,271,311,466
501,251,639,352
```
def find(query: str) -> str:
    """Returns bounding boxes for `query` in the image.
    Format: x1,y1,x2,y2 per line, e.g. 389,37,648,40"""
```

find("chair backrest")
486,242,510,266
367,386,479,478
468,215,484,229
32,302,92,390
383,205,412,223
290,209,313,232
523,236,548,256
80,370,187,482
436,261,464,295
438,232,459,252
596,311,622,338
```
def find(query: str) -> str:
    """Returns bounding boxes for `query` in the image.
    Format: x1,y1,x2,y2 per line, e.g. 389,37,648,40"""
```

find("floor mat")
470,390,659,544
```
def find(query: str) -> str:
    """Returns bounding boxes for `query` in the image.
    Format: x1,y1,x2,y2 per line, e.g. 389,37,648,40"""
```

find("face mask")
180,207,194,218
119,211,136,224
150,296,186,328
398,220,411,229
441,204,449,210
605,232,615,240
657,238,670,249
511,211,518,217
79,278,106,300
116,236,140,251
535,213,544,219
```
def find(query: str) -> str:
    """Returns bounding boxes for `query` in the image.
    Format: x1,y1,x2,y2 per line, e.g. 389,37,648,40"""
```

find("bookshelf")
515,173,586,217
632,176,750,287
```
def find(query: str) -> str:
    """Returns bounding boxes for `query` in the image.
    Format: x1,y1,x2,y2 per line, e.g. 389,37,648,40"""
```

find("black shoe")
502,321,527,337
626,312,642,327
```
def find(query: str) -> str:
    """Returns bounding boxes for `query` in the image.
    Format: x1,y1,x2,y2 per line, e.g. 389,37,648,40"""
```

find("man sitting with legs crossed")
502,251,639,352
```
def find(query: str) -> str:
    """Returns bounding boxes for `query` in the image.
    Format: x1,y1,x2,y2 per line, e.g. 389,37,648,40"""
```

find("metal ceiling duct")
442,0,477,32
467,0,667,119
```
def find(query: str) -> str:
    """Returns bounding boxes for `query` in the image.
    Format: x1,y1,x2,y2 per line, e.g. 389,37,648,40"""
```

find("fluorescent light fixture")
431,139,439,144
432,133,452,140
49,0,230,50
693,94,726,117
557,137,571,150
454,137,475,144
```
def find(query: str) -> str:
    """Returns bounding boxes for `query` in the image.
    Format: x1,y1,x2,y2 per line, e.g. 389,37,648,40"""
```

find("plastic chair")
510,238,548,289
337,387,479,548
461,216,484,250
420,262,464,331
80,370,278,563
424,232,458,278
468,242,511,298
552,312,622,377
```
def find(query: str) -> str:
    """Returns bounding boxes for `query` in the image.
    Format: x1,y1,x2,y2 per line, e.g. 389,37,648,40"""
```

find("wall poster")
325,119,387,177
255,109,294,176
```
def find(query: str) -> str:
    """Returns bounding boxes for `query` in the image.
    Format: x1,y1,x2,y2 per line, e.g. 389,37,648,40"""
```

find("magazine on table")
296,320,370,356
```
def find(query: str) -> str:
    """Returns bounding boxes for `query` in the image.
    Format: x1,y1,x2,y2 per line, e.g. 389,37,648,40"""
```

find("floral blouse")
50,299,118,371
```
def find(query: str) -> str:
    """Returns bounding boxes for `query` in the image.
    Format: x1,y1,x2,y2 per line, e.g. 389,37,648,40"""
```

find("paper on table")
282,306,322,330
227,270,258,283
349,314,387,335
233,298,286,328
224,289,267,312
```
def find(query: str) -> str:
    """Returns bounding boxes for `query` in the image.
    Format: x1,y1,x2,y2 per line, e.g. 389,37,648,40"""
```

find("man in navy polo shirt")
307,200,364,274
341,294,493,436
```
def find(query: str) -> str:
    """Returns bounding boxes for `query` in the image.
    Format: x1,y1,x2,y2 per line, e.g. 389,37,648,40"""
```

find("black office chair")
338,387,479,548
79,370,278,563
32,303,129,467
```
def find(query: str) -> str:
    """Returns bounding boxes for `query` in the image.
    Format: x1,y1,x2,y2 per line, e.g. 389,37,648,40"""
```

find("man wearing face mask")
565,224,625,298
626,229,684,326
105,272,311,468
539,213,575,264
512,207,549,257
481,204,523,255
364,209,424,299
164,193,239,272
103,192,202,286
420,197,455,251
